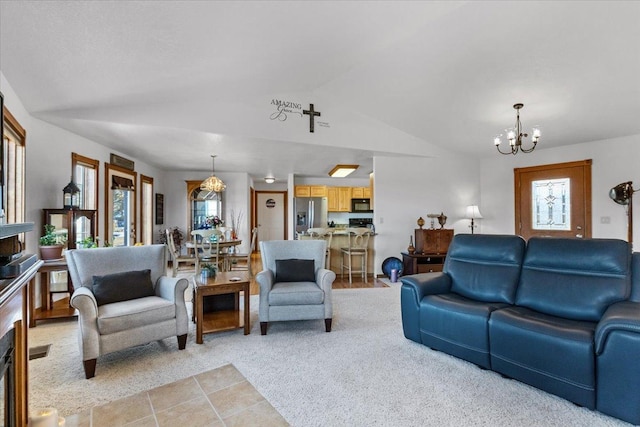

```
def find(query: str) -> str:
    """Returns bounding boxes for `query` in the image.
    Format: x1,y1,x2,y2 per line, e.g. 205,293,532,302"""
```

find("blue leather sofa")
400,234,640,425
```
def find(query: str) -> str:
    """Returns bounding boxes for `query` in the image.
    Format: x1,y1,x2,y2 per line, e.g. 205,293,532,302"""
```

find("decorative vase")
438,212,447,229
408,236,415,254
417,217,425,229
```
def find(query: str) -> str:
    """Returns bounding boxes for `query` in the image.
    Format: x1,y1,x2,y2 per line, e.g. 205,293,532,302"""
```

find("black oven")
351,198,372,213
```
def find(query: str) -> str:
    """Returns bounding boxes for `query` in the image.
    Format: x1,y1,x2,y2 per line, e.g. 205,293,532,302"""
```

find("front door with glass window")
106,164,137,246
515,160,592,240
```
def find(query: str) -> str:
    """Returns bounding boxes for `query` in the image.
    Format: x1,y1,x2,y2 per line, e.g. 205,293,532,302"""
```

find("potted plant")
77,236,98,248
199,262,217,280
39,224,66,260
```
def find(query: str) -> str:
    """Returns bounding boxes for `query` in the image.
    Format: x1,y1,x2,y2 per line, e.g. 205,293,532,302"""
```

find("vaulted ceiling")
1,1,639,181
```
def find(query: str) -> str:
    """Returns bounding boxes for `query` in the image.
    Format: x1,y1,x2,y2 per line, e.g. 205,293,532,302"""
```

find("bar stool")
308,228,333,270
340,227,372,284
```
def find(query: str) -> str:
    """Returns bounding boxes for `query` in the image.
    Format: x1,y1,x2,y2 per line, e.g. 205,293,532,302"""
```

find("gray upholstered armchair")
256,240,335,335
67,245,189,378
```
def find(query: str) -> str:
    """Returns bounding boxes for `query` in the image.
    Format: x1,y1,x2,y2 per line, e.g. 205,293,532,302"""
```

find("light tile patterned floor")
63,364,289,427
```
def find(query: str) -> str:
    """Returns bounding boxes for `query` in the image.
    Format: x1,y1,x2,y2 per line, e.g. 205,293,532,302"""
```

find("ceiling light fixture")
264,176,276,184
494,103,541,155
328,164,359,178
200,155,226,192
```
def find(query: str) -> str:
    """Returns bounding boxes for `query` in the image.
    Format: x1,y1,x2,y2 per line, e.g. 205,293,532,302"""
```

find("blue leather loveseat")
400,234,640,425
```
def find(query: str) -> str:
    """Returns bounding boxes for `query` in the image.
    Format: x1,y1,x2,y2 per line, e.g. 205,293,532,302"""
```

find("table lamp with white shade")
465,205,483,234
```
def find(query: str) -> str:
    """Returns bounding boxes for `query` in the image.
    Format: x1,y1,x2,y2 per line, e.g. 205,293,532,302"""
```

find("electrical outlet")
600,216,611,224
380,217,384,224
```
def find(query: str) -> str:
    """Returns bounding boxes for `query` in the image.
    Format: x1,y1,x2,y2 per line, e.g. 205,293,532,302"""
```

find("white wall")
480,134,640,247
1,73,166,252
373,154,481,275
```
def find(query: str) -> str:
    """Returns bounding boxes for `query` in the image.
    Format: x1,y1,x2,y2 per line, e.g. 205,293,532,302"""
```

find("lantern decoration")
63,176,80,210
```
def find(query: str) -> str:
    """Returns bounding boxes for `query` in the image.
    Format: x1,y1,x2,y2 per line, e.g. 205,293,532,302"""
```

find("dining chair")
228,227,258,276
165,229,196,277
340,227,372,284
191,229,224,274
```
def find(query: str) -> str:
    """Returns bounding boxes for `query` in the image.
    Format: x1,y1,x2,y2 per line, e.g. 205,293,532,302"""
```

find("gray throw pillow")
92,269,155,306
275,259,315,282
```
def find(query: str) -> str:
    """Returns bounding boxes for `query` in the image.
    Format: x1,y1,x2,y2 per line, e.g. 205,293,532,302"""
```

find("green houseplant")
39,224,66,260
200,262,217,279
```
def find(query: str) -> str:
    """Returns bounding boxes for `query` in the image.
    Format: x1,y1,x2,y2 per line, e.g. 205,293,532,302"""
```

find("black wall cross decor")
302,103,321,133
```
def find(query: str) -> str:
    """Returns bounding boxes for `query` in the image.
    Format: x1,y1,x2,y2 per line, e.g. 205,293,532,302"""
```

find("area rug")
28,286,627,426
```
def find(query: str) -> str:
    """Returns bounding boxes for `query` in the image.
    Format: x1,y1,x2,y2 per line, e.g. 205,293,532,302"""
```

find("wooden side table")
28,259,77,327
401,252,447,275
193,271,250,344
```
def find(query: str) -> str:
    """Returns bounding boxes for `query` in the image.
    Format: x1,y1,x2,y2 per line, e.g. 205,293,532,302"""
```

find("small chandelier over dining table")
200,155,226,192
494,103,541,155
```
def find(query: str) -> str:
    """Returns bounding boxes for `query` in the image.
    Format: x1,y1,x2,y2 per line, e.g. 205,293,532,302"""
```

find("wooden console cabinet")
402,252,446,275
43,209,97,249
414,229,453,254
402,229,454,275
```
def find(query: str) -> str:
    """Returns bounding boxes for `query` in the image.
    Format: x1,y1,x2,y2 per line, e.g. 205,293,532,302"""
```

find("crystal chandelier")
494,103,541,155
200,155,226,192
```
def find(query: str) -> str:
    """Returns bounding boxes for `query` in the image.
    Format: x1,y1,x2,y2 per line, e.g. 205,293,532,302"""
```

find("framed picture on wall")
155,193,164,225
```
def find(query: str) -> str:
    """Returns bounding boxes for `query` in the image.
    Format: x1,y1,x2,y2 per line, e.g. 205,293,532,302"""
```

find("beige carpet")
28,284,628,426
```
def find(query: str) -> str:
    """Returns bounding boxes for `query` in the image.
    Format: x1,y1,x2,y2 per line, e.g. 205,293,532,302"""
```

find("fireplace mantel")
0,223,34,240
0,224,42,426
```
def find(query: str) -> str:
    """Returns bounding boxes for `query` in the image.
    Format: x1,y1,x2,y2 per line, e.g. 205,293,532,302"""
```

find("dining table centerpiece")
205,215,223,229
229,209,243,240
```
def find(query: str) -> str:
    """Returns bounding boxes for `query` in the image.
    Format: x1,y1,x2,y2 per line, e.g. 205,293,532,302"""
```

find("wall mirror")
186,180,223,235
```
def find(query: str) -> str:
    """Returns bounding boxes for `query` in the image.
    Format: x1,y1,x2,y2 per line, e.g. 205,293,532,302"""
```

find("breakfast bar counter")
301,231,375,278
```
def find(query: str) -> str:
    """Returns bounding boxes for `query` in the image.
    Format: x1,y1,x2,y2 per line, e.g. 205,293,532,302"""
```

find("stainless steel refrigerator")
294,197,328,237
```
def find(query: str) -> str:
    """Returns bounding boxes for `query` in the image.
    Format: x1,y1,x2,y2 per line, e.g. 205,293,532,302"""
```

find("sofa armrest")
400,273,451,304
595,301,640,355
155,276,189,336
400,273,451,343
316,268,336,319
155,275,189,303
316,268,336,293
70,286,98,319
70,287,100,361
256,270,274,322
256,269,274,291
595,300,640,424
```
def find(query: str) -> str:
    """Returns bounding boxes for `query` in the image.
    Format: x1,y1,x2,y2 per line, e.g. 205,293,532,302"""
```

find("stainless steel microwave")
351,198,373,213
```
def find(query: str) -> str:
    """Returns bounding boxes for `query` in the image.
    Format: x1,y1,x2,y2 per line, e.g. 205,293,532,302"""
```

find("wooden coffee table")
193,270,250,344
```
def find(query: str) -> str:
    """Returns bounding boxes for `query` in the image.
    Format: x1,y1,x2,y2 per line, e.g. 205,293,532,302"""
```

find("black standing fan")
609,181,635,246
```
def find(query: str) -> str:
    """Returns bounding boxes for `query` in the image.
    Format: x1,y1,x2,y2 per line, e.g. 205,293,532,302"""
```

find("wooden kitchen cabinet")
310,185,327,197
337,187,352,212
414,229,453,255
295,185,327,198
295,186,311,197
352,187,371,199
327,187,339,211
